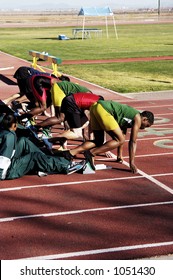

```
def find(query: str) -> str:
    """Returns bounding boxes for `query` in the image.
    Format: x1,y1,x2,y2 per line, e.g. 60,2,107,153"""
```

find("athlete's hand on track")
130,163,138,173
116,157,123,163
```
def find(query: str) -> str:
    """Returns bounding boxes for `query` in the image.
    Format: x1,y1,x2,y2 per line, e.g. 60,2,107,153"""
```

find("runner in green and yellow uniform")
59,101,154,174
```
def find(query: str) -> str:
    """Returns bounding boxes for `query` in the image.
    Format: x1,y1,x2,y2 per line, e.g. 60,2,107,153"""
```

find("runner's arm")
128,114,141,173
3,93,21,104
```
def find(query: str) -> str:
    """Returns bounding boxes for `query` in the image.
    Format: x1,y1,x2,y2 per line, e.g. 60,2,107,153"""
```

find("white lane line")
155,112,173,116
0,66,14,71
0,200,173,223
137,136,173,141
136,104,173,109
134,152,173,158
105,152,173,194
153,124,173,127
18,240,173,260
123,160,173,194
98,152,173,160
0,171,173,193
0,175,143,192
153,173,173,177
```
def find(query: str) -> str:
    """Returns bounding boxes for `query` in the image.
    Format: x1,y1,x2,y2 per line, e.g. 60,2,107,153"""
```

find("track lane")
0,52,173,260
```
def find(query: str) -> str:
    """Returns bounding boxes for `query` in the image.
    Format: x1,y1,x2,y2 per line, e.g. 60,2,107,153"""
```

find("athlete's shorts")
61,95,88,128
51,83,66,107
90,103,119,131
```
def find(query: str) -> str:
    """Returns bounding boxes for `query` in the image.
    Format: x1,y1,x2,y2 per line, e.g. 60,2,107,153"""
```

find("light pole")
158,0,161,16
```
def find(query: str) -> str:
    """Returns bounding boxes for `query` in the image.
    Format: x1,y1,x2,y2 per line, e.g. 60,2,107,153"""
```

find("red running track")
0,52,173,260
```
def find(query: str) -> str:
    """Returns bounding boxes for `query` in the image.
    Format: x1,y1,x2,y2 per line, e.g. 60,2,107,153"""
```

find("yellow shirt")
51,83,66,107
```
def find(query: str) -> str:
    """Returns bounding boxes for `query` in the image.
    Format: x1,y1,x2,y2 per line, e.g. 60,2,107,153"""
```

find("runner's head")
140,111,154,129
98,95,104,100
2,114,18,131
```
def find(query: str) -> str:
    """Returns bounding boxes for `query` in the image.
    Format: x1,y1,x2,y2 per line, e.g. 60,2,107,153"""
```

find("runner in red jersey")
48,92,104,149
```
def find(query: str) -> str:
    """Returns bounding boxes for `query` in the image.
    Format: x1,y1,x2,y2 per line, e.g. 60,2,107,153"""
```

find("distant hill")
1,2,75,11
0,1,172,11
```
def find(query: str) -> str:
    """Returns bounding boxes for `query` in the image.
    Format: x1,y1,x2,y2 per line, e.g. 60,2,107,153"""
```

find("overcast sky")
0,0,172,10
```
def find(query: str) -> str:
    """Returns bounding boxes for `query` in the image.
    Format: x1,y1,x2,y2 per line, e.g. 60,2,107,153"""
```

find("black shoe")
11,100,23,111
55,150,74,161
84,150,96,170
58,137,67,148
68,160,86,175
49,137,67,148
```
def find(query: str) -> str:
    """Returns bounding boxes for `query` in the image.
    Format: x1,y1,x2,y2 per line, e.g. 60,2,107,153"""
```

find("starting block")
95,164,112,171
82,162,112,174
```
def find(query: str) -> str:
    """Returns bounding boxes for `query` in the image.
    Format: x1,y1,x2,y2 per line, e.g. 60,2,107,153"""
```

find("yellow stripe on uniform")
51,83,66,107
90,103,119,131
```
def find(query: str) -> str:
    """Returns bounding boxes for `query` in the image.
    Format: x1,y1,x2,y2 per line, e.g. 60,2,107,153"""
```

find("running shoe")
42,127,52,138
68,160,86,175
84,150,96,170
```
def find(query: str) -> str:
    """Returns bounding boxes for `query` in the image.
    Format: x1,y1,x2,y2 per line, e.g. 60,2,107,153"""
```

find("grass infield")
0,21,173,93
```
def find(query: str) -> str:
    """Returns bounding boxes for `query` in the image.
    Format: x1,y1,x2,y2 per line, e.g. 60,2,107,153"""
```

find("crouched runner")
0,114,85,180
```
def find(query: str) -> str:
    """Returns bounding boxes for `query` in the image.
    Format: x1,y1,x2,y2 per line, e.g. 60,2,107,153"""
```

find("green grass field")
0,23,173,93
